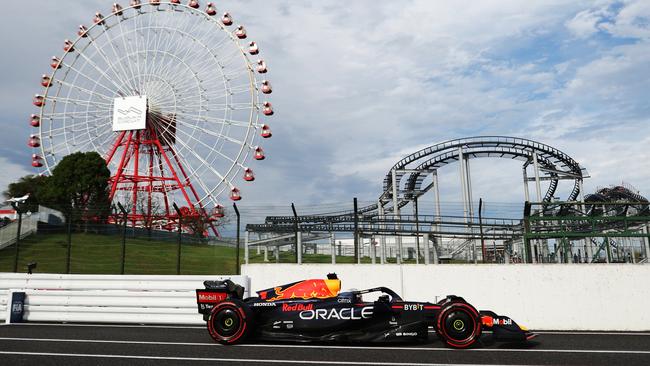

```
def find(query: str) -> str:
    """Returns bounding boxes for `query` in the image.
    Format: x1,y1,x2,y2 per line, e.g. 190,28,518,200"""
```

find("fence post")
173,203,182,275
66,209,72,274
10,202,23,273
117,203,128,275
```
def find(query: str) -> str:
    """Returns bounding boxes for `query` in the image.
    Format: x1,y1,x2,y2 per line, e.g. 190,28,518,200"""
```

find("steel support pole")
522,165,530,202
459,148,469,221
330,231,336,264
353,197,359,263
391,169,402,264
297,231,303,264
371,237,376,264
424,233,430,265
532,153,543,201
433,171,441,264
643,224,650,262
531,154,544,263
378,201,386,264
432,238,439,264
478,198,486,263
264,246,269,262
414,197,420,265
578,179,593,263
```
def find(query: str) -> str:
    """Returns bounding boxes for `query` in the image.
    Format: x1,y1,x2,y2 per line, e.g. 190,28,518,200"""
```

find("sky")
0,0,649,222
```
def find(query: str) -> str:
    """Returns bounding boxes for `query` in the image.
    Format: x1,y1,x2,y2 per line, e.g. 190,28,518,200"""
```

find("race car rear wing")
196,279,245,320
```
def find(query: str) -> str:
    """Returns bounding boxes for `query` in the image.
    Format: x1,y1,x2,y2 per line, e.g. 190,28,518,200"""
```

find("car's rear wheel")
207,299,252,344
436,301,482,348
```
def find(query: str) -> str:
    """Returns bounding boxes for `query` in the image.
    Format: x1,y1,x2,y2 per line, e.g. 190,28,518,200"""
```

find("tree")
3,174,49,213
40,152,111,222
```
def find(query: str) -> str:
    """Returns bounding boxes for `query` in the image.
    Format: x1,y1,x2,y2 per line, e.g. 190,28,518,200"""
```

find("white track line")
12,323,204,329
0,352,525,366
17,324,650,336
0,337,648,354
534,331,650,336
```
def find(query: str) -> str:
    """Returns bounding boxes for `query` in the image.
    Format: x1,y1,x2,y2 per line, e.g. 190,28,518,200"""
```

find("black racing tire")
435,301,482,349
207,299,253,345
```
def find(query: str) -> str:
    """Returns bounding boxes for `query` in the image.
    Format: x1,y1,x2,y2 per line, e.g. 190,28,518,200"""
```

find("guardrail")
0,273,249,324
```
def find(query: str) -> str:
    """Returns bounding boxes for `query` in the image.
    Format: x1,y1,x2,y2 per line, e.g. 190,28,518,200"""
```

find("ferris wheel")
28,0,274,232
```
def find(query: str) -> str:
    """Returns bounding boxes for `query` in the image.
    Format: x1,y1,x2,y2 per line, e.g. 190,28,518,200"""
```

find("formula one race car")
195,274,536,348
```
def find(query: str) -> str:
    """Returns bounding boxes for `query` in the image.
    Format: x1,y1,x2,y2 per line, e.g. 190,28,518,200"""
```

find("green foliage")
40,152,111,219
3,174,49,213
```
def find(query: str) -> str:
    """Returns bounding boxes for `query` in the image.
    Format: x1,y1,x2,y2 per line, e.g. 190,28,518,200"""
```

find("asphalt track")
0,323,649,366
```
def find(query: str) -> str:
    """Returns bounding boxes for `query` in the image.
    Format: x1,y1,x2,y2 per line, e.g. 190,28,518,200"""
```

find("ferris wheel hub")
112,95,147,132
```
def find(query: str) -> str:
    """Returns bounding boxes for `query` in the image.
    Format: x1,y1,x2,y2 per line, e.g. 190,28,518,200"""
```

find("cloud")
0,157,32,196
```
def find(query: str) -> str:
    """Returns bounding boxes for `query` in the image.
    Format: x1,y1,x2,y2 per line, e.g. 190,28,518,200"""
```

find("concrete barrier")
0,273,249,324
242,264,650,331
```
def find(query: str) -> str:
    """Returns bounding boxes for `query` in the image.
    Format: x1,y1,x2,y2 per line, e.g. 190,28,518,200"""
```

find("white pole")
424,233,430,265
378,201,386,264
297,231,302,264
522,165,530,202
392,169,402,264
643,224,650,263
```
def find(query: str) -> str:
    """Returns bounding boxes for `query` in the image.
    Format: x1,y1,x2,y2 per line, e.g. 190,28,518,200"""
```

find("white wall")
242,264,650,331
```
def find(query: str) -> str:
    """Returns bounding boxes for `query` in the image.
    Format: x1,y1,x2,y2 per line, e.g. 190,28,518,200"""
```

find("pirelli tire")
436,301,482,349
207,299,253,345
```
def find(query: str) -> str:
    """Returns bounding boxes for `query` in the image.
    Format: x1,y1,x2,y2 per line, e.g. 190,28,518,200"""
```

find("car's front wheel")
436,301,482,348
207,299,252,344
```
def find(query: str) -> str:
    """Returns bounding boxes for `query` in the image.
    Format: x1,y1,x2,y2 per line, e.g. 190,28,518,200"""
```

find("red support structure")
105,120,219,236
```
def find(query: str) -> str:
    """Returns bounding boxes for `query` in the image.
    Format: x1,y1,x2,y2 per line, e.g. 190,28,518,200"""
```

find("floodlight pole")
233,203,241,275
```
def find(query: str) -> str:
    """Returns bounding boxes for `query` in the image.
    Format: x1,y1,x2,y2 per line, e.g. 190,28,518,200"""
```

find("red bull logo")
258,279,341,301
282,303,314,312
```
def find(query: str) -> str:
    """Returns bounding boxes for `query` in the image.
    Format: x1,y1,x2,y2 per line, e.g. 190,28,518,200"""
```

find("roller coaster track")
260,136,587,233
384,136,586,202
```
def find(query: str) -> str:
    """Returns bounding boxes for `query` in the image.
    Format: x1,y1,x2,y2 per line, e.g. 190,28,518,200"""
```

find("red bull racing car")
195,273,536,348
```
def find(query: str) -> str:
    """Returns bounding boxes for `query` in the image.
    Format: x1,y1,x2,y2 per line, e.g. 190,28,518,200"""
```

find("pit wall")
242,264,650,331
